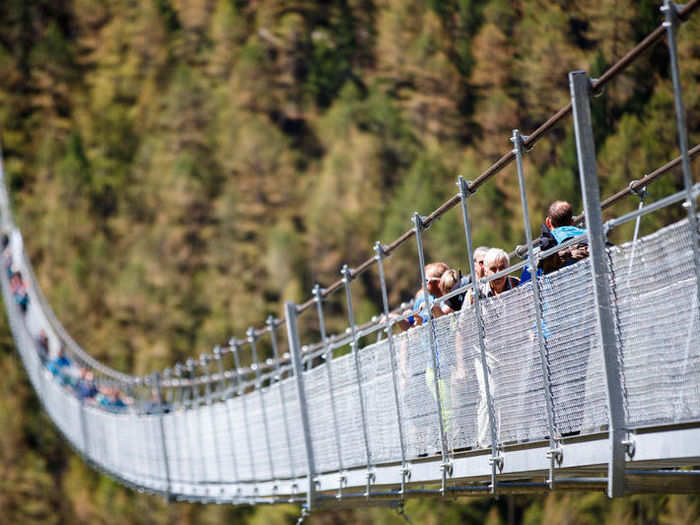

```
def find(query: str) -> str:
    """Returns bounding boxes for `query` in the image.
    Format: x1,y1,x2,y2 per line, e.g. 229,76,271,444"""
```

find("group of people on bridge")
2,229,132,411
0,199,590,431
390,200,589,449
399,200,587,328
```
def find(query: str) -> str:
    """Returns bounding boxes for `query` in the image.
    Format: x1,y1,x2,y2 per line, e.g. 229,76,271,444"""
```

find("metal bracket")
341,264,354,282
623,438,636,459
441,461,454,477
457,176,476,199
374,241,390,260
439,460,454,496
590,78,605,98
312,283,326,302
400,465,412,496
510,130,533,153
365,470,376,499
489,453,504,472
603,220,614,237
546,446,564,466
661,2,682,30
629,181,648,202
336,473,347,500
412,212,431,233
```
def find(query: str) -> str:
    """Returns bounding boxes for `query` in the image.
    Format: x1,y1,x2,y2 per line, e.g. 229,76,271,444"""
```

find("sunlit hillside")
0,0,698,523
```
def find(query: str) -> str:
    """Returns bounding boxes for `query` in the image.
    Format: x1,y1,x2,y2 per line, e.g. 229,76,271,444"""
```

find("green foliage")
154,0,181,33
1,0,699,522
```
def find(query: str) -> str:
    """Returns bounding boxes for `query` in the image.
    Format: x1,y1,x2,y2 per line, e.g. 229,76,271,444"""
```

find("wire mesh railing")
0,0,698,511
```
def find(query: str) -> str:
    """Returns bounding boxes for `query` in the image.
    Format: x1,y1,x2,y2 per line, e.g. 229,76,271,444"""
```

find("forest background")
0,0,699,523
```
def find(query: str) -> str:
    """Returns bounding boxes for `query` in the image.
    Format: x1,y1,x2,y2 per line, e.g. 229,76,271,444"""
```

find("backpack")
539,242,589,274
537,225,589,275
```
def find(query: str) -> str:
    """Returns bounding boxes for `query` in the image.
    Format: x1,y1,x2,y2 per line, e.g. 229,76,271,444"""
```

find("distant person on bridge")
520,200,588,283
397,262,449,331
10,270,29,312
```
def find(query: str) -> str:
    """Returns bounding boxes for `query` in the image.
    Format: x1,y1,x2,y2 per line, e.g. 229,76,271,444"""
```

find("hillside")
0,0,699,523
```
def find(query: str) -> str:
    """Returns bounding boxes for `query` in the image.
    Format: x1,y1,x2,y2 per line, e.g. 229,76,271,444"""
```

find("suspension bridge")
1,0,699,517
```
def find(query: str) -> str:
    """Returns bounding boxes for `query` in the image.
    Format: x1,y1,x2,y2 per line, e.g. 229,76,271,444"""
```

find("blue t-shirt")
408,292,435,325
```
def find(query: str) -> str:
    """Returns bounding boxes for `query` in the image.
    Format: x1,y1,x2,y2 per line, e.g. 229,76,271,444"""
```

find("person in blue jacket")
521,200,587,284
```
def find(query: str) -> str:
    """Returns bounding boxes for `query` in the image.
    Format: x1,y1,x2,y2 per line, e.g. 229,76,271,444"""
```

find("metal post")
267,316,297,493
163,368,182,495
341,265,375,497
174,363,194,489
374,242,410,496
284,302,316,512
131,378,147,485
78,387,90,467
457,178,502,493
662,0,700,313
248,327,276,485
200,355,223,494
312,284,346,498
412,213,451,494
153,372,172,499
213,346,241,498
231,339,257,489
511,129,561,485
187,359,208,495
569,70,626,498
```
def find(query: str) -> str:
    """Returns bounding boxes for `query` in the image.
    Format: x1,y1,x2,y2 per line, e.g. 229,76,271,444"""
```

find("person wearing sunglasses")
434,246,490,316
398,262,449,331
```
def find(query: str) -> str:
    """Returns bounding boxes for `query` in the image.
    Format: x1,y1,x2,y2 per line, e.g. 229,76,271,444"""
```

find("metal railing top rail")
305,138,700,366
580,143,700,222
2,131,696,392
511,143,700,258
1,0,698,390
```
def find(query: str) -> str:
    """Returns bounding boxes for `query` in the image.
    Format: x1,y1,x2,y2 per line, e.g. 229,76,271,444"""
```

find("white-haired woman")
482,247,519,297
